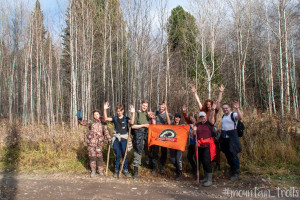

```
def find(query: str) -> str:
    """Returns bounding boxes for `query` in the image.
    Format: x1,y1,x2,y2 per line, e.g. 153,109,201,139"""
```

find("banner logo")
156,129,177,142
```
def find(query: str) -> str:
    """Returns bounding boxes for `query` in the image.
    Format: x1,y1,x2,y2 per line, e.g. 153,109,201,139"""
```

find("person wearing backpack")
191,85,225,172
78,109,112,178
103,102,135,178
151,102,174,175
169,113,184,180
131,100,153,179
192,107,216,187
182,105,197,178
220,101,243,181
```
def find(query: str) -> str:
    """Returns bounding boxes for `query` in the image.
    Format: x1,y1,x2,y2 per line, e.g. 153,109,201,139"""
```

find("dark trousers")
151,145,167,169
169,149,183,171
198,147,212,173
132,130,146,167
113,139,128,171
187,144,196,172
144,133,150,162
214,140,221,164
221,138,240,173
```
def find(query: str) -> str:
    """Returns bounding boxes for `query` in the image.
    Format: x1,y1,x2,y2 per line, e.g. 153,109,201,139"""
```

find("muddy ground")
0,171,299,200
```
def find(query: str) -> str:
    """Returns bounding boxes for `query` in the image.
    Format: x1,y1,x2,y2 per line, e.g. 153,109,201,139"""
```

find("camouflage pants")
88,146,104,172
132,128,147,168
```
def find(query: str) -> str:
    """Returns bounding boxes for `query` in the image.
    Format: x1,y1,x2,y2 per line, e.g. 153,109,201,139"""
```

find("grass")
0,112,299,187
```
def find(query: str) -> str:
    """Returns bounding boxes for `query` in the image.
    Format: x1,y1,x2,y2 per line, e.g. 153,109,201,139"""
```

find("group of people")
78,85,243,187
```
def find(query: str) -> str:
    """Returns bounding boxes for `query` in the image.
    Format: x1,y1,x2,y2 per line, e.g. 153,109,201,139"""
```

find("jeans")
113,139,128,171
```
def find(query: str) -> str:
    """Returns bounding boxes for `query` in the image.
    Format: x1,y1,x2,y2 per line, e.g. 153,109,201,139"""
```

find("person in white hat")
193,105,217,187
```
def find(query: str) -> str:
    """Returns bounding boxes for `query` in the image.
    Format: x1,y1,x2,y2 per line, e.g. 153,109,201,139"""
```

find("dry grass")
0,112,299,185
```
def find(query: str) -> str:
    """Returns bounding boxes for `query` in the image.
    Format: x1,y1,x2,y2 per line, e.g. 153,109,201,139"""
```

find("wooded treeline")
0,0,299,128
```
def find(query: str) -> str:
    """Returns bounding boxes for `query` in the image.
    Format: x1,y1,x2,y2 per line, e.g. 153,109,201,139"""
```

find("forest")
0,0,299,187
0,0,298,128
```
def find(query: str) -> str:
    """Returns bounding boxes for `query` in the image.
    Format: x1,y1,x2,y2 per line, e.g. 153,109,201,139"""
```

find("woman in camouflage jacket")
78,109,112,178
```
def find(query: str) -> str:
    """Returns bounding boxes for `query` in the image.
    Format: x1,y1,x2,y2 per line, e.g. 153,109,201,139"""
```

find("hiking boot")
203,173,212,187
200,172,207,183
113,171,119,178
90,170,96,178
214,164,221,172
145,157,150,166
230,173,239,181
123,170,131,178
160,167,165,174
151,168,157,175
176,170,183,180
133,167,138,180
99,172,104,176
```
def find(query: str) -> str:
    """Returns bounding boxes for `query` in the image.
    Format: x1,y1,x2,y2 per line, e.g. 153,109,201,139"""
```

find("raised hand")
148,111,156,119
182,104,187,113
191,85,197,93
129,104,135,113
233,101,240,109
104,102,110,110
219,84,225,92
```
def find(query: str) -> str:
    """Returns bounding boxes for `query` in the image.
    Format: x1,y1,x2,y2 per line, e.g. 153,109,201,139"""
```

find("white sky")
7,0,190,43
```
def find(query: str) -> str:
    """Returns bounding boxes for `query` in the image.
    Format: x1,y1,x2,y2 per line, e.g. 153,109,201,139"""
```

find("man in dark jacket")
220,101,243,181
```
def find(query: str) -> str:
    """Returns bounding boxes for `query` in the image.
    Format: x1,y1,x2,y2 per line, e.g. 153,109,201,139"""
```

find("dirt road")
0,172,299,200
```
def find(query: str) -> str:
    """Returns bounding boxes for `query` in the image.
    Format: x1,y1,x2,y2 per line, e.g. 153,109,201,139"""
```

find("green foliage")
167,6,198,53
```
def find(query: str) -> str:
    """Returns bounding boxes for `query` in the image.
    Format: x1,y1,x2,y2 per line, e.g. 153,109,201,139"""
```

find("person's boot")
98,171,104,176
160,165,165,174
230,170,239,181
176,170,183,180
203,173,212,187
214,163,221,172
200,172,207,183
123,169,131,178
90,170,96,178
133,167,138,180
113,170,119,178
151,163,157,175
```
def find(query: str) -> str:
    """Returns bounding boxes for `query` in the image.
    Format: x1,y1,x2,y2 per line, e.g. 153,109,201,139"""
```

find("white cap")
198,111,206,117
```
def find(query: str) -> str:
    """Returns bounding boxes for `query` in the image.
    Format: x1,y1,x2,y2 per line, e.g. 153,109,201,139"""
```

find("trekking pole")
119,127,131,178
106,143,111,176
195,124,199,184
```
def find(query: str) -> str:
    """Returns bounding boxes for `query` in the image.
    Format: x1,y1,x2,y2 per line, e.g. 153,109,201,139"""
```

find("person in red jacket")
192,85,225,172
193,103,217,187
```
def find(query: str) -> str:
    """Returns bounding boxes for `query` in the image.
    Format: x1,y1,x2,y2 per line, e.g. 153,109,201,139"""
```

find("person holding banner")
193,104,216,187
78,110,112,178
182,105,197,177
103,102,135,178
151,102,174,175
169,113,184,180
131,100,152,180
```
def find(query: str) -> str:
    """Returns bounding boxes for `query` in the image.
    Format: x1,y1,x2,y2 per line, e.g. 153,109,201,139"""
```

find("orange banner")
148,124,190,152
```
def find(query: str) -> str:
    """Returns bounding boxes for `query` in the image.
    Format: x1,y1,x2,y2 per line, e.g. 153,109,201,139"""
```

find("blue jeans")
113,139,128,171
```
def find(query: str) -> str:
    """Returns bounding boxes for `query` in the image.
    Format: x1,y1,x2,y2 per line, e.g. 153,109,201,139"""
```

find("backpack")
222,113,245,137
206,122,220,140
88,120,105,131
113,116,129,133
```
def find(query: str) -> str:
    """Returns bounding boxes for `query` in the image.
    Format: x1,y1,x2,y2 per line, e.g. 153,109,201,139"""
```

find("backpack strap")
205,122,213,134
88,120,94,130
113,116,129,133
124,116,129,132
230,112,237,129
113,116,118,132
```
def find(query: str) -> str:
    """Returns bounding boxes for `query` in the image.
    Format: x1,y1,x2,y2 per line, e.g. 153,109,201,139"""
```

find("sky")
19,0,190,43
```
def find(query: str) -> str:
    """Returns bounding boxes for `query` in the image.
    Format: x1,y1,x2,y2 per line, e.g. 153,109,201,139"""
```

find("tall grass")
0,111,299,180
